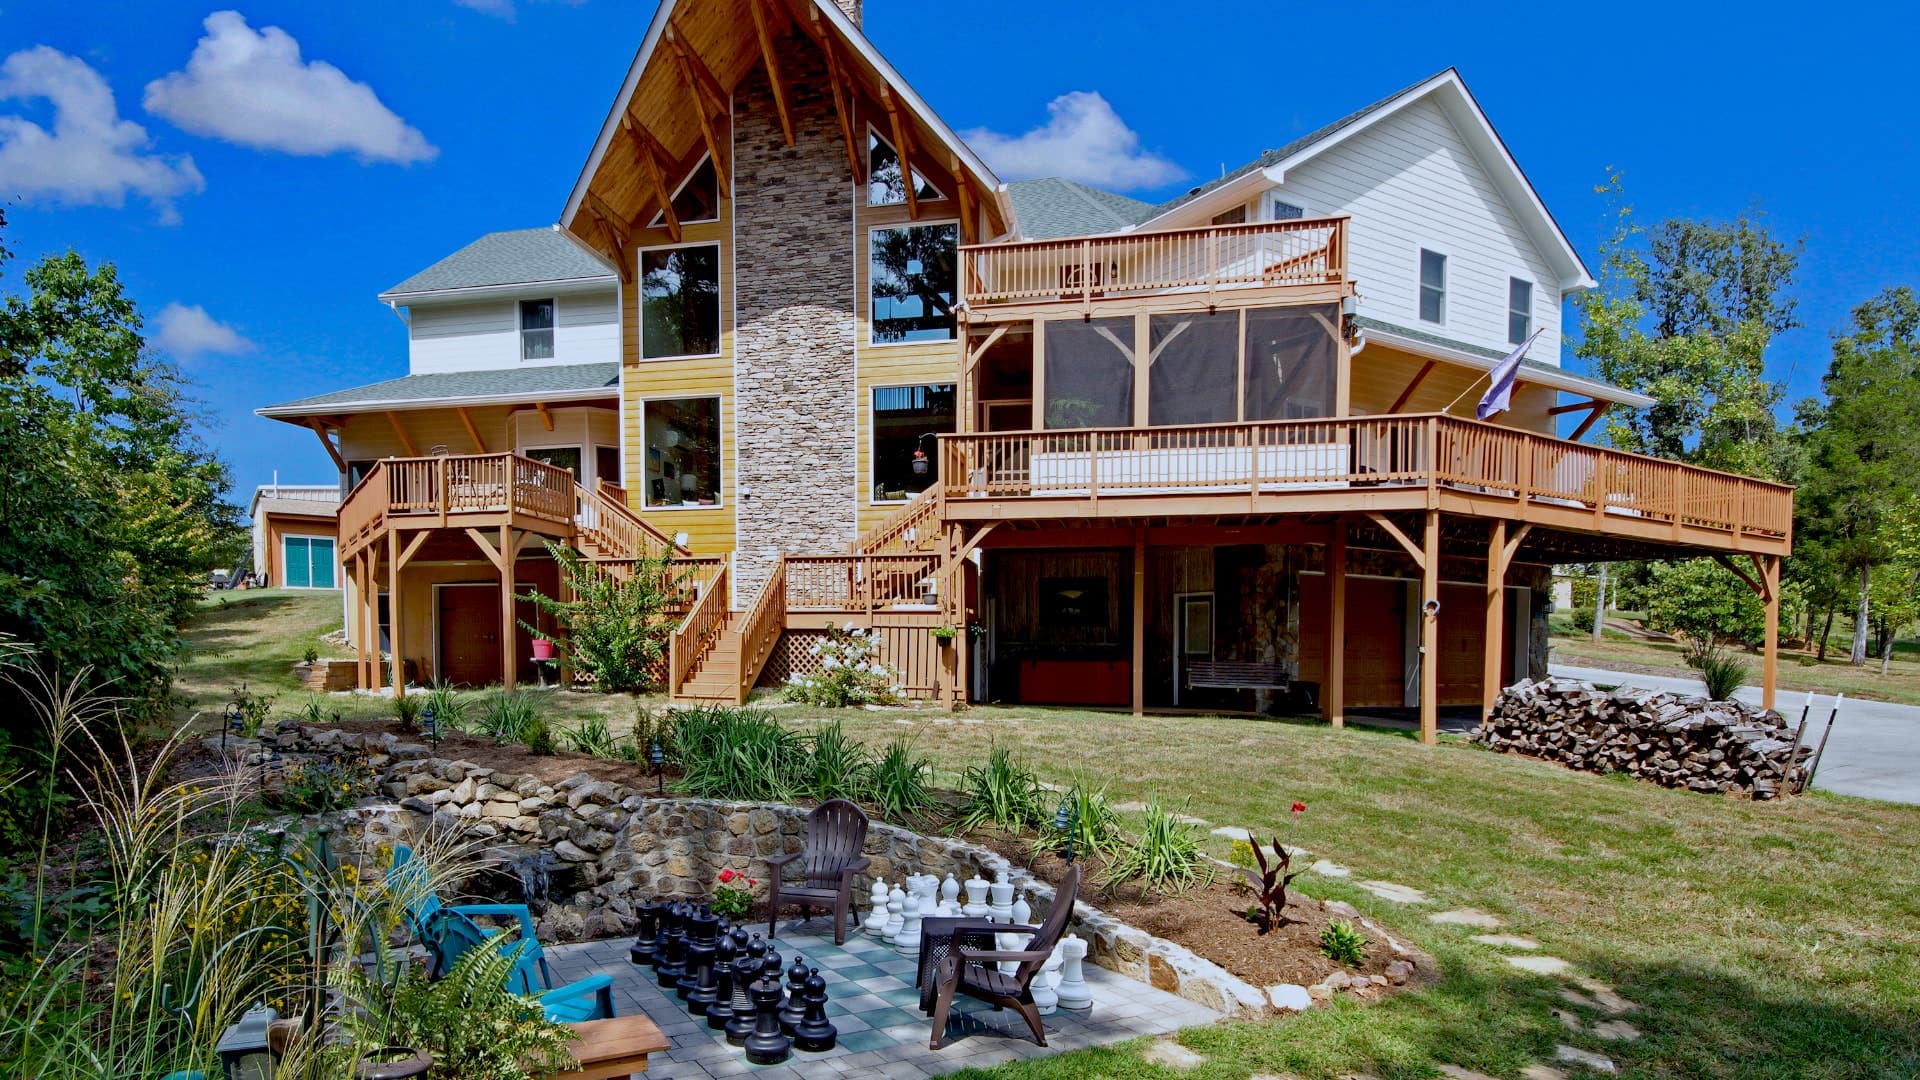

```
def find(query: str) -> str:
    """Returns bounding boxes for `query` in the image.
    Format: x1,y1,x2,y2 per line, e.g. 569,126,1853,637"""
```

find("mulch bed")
970,829,1413,990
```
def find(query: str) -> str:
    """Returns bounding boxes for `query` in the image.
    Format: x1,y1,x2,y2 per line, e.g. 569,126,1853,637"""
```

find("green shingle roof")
379,228,615,299
258,362,619,416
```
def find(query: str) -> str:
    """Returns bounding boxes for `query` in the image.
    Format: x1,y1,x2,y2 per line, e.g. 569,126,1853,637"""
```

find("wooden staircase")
673,611,746,702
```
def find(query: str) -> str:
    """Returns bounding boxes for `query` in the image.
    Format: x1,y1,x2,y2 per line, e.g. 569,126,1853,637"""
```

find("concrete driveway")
1549,662,1920,806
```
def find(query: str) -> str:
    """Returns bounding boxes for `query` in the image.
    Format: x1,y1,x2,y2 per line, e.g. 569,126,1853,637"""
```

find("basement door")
437,584,502,687
1173,593,1214,706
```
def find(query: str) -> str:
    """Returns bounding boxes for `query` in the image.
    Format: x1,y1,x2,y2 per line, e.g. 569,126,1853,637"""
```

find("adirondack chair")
387,845,614,1022
764,798,871,945
920,863,1081,1050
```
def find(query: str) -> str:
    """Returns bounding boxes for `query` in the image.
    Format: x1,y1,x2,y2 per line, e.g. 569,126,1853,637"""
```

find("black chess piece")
706,931,738,1031
778,954,808,1034
654,902,687,990
792,967,837,1053
743,976,793,1065
628,899,664,967
684,905,721,1012
723,954,759,1046
759,944,783,985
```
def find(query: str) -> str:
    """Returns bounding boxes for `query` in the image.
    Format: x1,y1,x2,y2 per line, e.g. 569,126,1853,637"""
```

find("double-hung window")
519,298,555,360
1509,278,1534,344
1418,249,1446,324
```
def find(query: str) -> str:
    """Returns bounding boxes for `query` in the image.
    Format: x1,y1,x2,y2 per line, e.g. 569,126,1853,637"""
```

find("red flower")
747,878,758,887
718,868,737,884
1291,801,1307,814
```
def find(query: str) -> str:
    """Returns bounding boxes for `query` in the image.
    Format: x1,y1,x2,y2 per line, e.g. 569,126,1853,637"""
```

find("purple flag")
1477,329,1544,420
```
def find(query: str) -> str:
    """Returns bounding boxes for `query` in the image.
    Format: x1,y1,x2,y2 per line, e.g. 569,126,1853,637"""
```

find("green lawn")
1548,626,1920,707
174,590,1920,1078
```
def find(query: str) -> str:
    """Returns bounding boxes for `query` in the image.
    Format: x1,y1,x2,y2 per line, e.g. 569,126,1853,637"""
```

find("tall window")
1508,277,1534,344
641,244,721,359
870,223,957,343
1418,249,1446,324
867,130,940,207
519,298,555,360
641,398,721,508
872,384,955,502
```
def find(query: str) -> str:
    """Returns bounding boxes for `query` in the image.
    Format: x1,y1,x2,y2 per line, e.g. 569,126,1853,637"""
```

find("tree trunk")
1881,621,1896,676
1851,564,1871,666
1591,564,1608,643
1817,604,1836,662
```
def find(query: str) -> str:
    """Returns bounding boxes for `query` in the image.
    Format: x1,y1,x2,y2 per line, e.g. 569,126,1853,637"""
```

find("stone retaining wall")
242,722,1275,1018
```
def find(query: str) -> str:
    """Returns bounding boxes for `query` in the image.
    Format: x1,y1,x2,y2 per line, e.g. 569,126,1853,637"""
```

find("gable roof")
1005,178,1157,240
1135,68,1594,291
378,228,617,302
256,362,621,419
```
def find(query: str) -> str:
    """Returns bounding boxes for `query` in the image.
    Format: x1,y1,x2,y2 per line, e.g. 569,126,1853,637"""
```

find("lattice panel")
758,630,830,689
755,624,942,697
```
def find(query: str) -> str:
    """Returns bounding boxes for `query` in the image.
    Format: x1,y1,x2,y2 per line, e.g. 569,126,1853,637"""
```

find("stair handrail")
578,478,688,561
734,559,787,701
668,566,729,696
849,486,943,554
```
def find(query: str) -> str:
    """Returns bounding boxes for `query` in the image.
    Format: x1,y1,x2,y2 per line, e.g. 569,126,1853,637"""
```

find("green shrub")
422,683,467,731
1691,640,1750,701
517,544,689,692
560,714,619,757
392,692,424,731
781,624,899,707
1320,920,1368,966
671,706,809,801
1569,606,1597,634
519,717,557,756
1038,776,1123,860
302,647,320,665
476,691,540,744
228,684,275,737
955,746,1048,835
632,705,677,759
805,721,871,802
1106,797,1209,895
867,738,934,822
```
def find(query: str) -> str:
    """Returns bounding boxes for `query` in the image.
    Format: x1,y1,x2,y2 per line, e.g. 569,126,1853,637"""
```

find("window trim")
647,152,722,228
521,442,585,481
868,381,957,506
281,533,337,590
1508,276,1534,345
865,125,947,207
866,219,961,348
1417,247,1448,326
517,296,558,362
1261,191,1311,221
637,240,725,362
637,394,724,511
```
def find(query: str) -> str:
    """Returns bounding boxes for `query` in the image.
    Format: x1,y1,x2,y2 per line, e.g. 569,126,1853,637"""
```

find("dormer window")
868,129,941,207
519,298,555,360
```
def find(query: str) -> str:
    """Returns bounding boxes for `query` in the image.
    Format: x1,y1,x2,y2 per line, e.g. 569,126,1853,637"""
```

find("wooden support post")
1132,528,1146,717
747,0,794,146
388,530,404,698
355,552,369,689
1420,509,1440,746
1762,555,1781,711
500,525,517,691
1328,518,1346,728
1482,520,1506,722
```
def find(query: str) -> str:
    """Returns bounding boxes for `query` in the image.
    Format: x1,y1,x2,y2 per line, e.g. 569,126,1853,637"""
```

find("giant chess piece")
894,891,923,956
792,967,837,1052
628,899,665,967
988,870,1014,924
742,976,793,1065
706,929,738,1031
941,873,961,912
962,872,989,918
1055,932,1092,1011
654,902,688,990
863,880,890,938
1012,886,1032,927
1032,946,1063,1014
723,953,759,1046
884,884,905,940
677,904,714,1000
778,954,809,1034
685,906,721,1013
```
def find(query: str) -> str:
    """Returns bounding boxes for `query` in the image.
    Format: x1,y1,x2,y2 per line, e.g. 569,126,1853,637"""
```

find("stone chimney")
834,0,862,26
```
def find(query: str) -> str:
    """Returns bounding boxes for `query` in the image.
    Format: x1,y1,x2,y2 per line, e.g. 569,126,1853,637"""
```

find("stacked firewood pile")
1472,679,1811,799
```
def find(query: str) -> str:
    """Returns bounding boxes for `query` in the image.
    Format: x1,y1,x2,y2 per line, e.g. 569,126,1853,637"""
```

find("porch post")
354,551,369,690
1327,518,1346,728
388,530,404,698
1762,555,1781,711
500,525,517,691
1132,527,1146,717
1482,520,1505,722
1420,509,1440,746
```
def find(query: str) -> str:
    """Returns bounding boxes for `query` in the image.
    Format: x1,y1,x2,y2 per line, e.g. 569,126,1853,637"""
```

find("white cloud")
143,11,436,164
155,302,254,358
963,91,1185,191
0,46,204,220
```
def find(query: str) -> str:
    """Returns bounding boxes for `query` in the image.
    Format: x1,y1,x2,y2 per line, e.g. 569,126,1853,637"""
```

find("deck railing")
939,414,1793,540
848,487,944,555
338,452,581,553
668,566,729,695
579,479,685,560
783,554,944,613
961,216,1347,308
734,560,787,699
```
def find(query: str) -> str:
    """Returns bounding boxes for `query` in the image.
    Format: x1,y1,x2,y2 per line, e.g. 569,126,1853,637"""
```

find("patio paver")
545,914,1221,1078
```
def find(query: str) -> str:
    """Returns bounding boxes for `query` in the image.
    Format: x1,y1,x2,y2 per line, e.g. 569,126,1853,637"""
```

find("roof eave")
256,384,620,421
1132,166,1279,232
376,274,619,305
1360,324,1654,408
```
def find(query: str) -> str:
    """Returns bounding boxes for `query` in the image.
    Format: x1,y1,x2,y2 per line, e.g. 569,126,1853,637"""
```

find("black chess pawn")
777,954,808,1034
706,932,738,1031
723,954,759,1046
759,944,783,985
684,905,721,1012
792,968,837,1053
743,976,793,1065
628,899,665,967
654,902,688,990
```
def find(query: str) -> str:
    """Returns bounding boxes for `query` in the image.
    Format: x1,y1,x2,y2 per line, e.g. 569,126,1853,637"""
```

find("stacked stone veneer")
731,44,857,595
248,722,1282,1018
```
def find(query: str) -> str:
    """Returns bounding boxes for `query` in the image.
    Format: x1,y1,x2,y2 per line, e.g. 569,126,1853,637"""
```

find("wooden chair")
921,863,1080,1050
764,798,870,946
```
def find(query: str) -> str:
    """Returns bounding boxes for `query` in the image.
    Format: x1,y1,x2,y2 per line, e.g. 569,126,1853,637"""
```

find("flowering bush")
712,866,758,918
271,755,379,813
782,624,901,707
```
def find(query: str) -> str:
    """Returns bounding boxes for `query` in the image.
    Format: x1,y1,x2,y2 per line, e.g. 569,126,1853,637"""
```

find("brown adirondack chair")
764,798,870,945
921,863,1081,1050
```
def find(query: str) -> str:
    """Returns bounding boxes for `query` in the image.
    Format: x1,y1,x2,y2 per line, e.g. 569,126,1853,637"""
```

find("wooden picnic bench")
1185,660,1290,692
553,1014,671,1080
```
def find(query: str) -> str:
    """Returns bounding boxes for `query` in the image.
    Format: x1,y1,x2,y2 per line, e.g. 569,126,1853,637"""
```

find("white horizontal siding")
407,288,620,374
1275,98,1564,368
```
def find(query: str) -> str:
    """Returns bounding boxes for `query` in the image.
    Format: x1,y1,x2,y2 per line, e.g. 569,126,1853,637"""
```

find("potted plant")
712,867,757,918
930,625,958,646
531,633,556,661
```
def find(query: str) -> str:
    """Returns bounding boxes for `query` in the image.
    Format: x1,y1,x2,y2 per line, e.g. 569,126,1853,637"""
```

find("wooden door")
1437,583,1485,705
1299,575,1404,708
438,585,501,687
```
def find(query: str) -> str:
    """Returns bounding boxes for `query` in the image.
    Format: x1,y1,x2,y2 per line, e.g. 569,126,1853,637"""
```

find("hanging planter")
930,625,958,646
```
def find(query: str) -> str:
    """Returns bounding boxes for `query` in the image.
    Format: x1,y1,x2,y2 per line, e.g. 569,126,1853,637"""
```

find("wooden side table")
553,1015,670,1080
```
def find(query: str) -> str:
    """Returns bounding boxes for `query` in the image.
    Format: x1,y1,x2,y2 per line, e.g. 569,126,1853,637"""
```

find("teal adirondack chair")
388,845,614,1022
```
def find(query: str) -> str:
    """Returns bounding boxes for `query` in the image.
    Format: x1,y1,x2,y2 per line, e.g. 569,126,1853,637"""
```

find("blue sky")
2,0,1915,511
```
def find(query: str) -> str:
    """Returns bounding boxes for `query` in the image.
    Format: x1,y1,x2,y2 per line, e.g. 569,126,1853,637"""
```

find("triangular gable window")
867,129,943,207
649,155,720,228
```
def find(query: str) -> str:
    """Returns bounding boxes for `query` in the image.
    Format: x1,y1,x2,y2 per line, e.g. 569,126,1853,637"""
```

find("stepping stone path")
1210,825,1252,842
1308,858,1351,877
1505,954,1575,976
1356,880,1429,904
1429,908,1503,929
1438,1067,1502,1080
1473,933,1539,950
1554,1044,1618,1073
1142,1037,1207,1070
1519,1067,1569,1080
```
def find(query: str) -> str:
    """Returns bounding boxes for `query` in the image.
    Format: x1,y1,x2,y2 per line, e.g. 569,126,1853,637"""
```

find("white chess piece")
1032,947,1064,1014
988,871,1014,924
962,873,990,919
884,884,906,940
912,875,938,914
864,880,890,938
1011,886,1032,928
1055,933,1092,1011
895,892,923,955
941,873,961,911
995,930,1021,976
